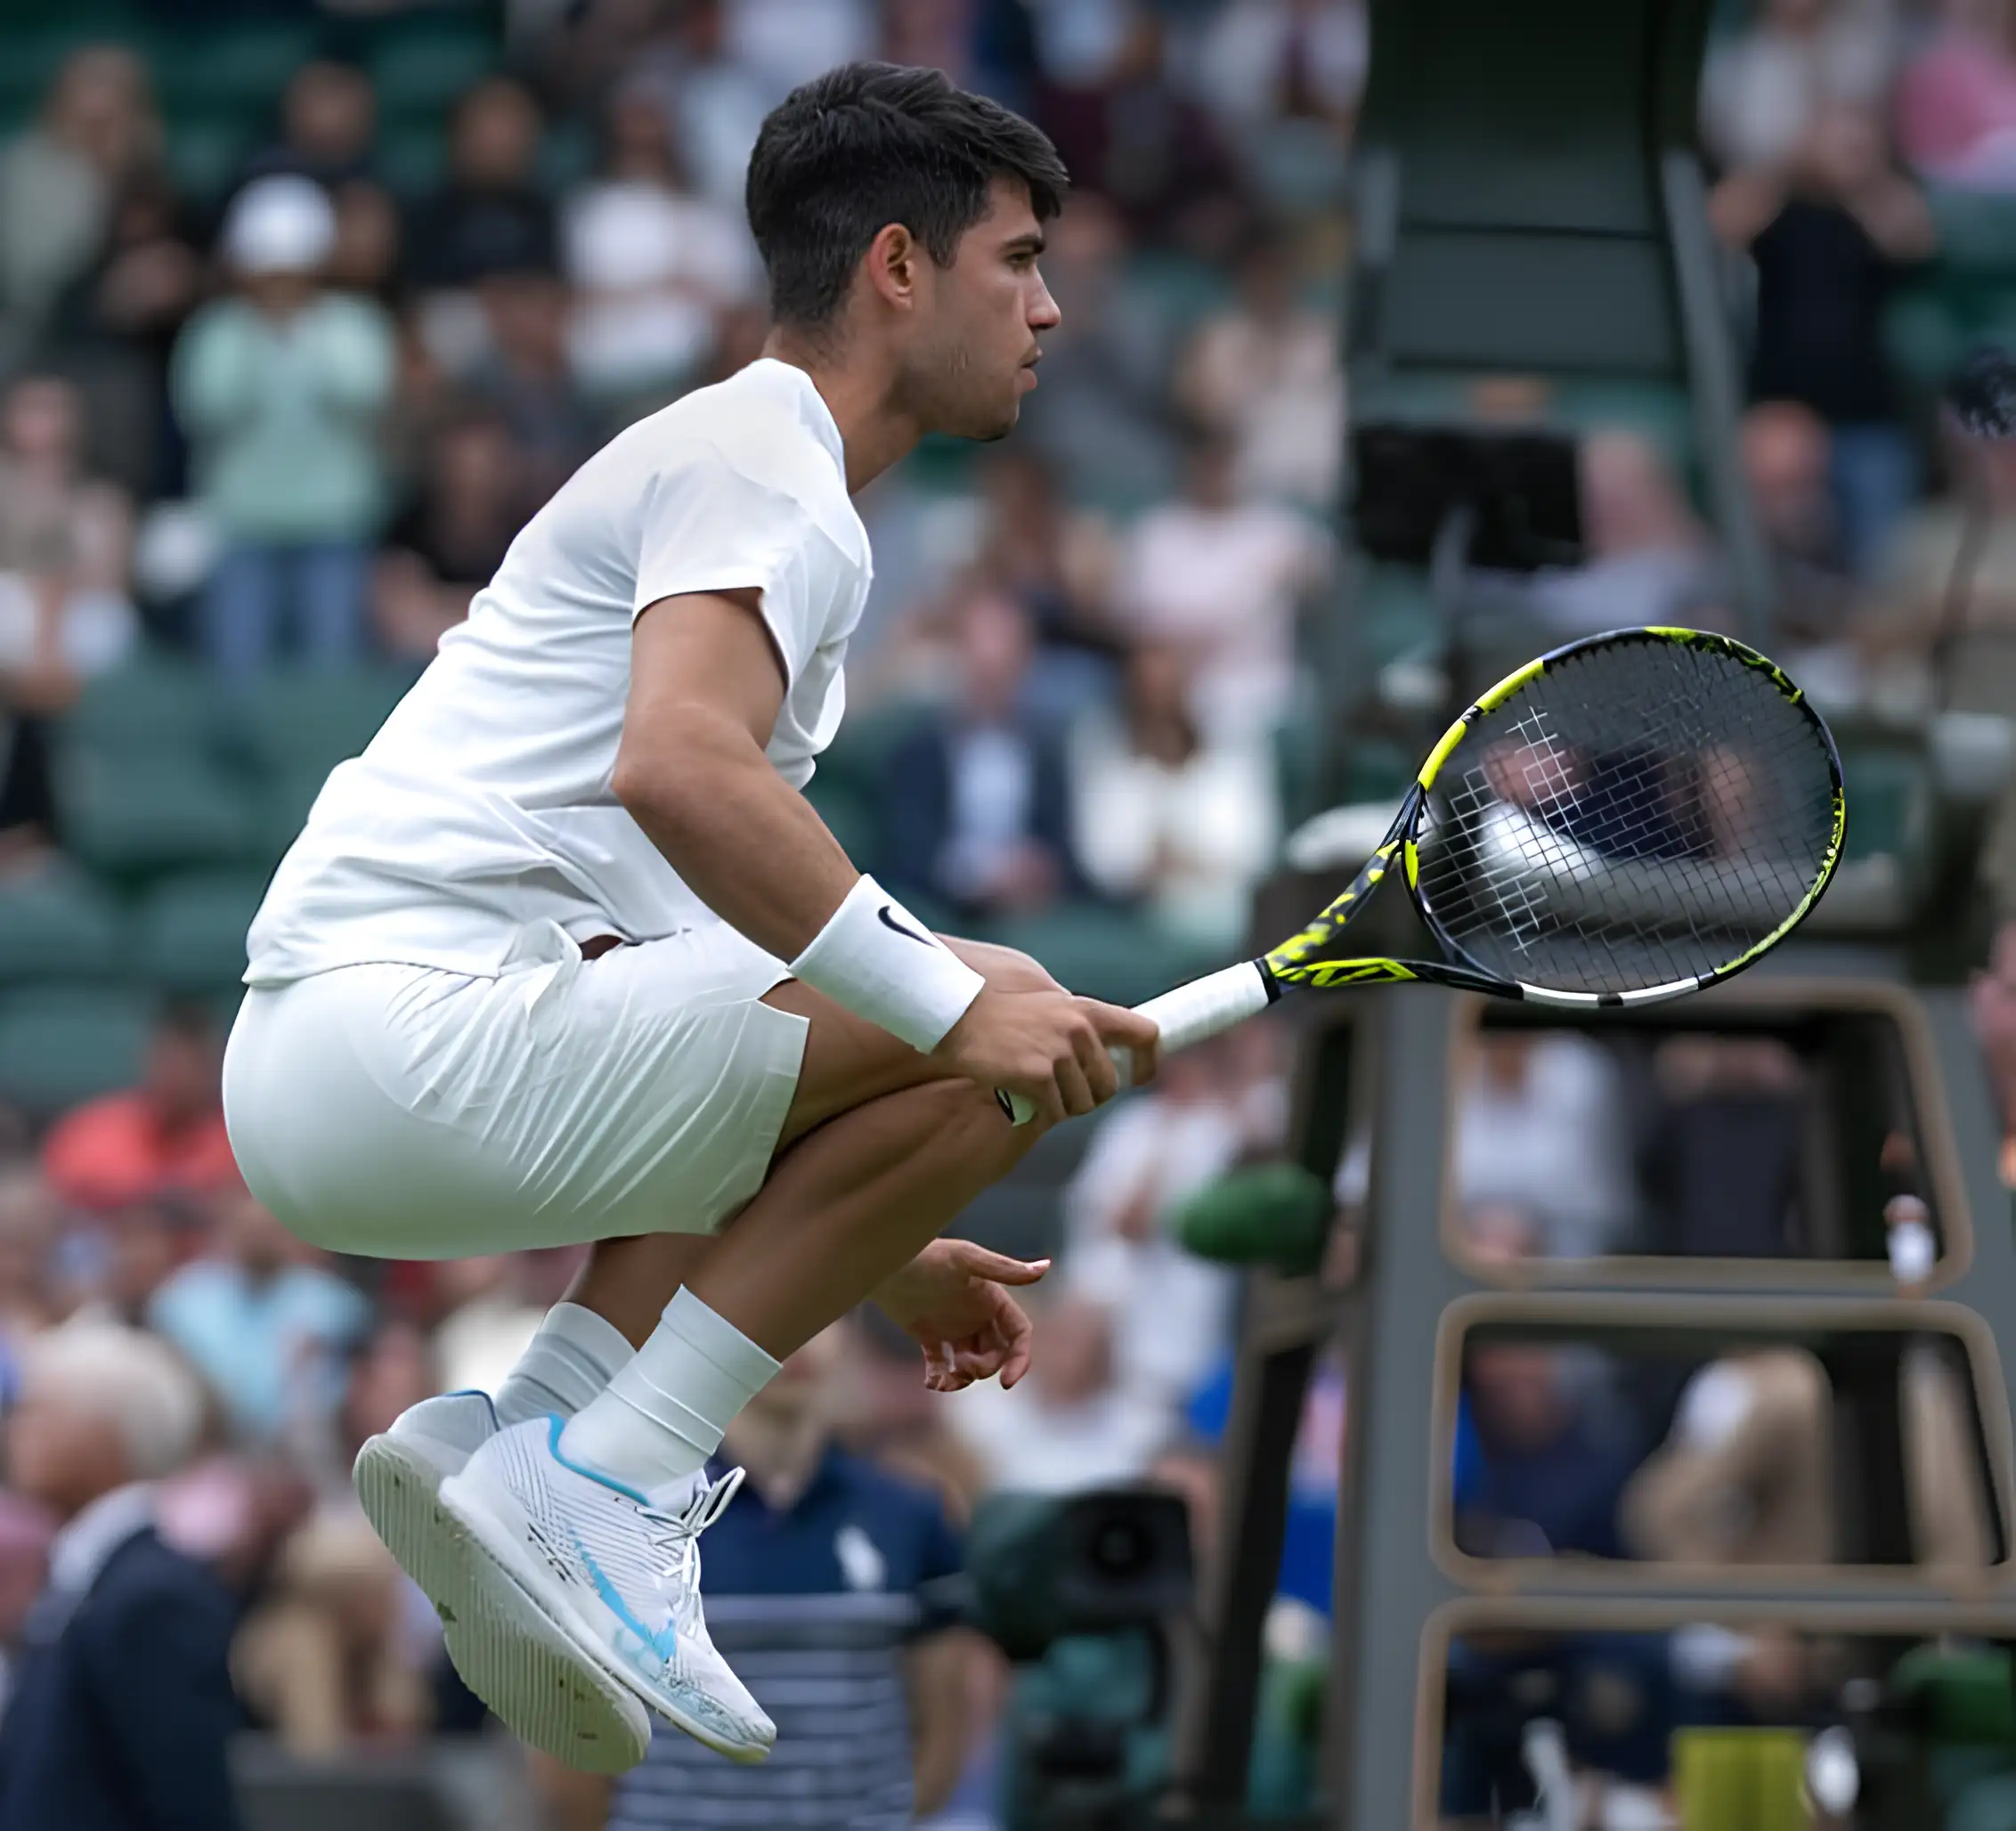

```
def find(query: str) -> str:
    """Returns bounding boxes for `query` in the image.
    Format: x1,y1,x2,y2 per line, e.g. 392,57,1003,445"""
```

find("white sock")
492,1302,635,1427
558,1288,779,1505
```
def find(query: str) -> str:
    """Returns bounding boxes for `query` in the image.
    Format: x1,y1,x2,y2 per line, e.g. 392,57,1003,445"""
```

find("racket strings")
1413,637,1837,994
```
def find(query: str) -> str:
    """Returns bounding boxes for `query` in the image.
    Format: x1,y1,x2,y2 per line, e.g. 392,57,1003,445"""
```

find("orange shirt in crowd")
41,1093,239,1212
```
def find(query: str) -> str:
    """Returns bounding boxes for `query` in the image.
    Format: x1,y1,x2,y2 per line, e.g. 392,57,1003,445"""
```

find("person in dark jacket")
0,1321,240,1831
882,583,1085,922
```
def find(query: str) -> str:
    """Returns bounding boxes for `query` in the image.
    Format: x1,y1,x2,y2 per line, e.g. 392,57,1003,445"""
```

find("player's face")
906,178,1060,441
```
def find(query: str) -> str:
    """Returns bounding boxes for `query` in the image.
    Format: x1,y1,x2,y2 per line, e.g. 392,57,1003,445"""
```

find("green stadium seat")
57,753,264,881
154,25,317,114
61,653,224,761
131,869,268,995
368,23,497,118
378,123,448,199
232,664,411,780
983,904,1222,1009
0,862,122,985
800,777,881,876
0,986,151,1117
165,116,258,207
535,119,597,196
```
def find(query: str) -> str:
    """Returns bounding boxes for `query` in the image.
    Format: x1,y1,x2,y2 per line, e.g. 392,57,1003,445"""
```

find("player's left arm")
905,1627,986,1816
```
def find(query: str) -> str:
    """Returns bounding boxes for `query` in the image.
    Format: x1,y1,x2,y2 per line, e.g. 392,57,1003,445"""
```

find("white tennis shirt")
245,358,872,985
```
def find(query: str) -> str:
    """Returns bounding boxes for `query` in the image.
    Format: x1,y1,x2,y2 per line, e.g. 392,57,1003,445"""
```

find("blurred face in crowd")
1743,402,1833,549
1030,1299,1114,1406
891,176,1060,443
46,47,151,176
481,270,570,375
108,1204,179,1316
285,61,374,167
743,1322,847,1433
142,1015,221,1127
1800,102,1888,199
955,586,1035,721
342,1319,435,1449
1467,1343,1569,1451
606,88,679,185
433,416,521,524
215,1188,307,1281
8,1381,127,1518
1580,430,1695,558
1183,436,1239,510
454,78,541,190
2,378,84,475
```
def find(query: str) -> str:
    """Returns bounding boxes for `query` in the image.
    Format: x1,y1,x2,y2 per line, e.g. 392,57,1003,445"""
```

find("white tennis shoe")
438,1416,775,1766
354,1395,653,1774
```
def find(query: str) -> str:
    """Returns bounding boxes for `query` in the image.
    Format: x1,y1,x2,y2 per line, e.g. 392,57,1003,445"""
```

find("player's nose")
1029,276,1061,333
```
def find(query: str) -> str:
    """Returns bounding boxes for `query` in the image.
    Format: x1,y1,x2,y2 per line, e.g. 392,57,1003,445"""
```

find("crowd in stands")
1,0,2016,1824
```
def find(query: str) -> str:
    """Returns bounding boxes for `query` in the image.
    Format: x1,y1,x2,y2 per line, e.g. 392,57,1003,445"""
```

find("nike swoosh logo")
878,905,934,946
575,1535,679,1664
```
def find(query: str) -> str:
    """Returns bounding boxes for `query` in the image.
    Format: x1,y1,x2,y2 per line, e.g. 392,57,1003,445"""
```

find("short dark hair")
745,62,1068,335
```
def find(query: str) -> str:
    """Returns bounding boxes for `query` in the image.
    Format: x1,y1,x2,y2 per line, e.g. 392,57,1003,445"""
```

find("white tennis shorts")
223,923,809,1258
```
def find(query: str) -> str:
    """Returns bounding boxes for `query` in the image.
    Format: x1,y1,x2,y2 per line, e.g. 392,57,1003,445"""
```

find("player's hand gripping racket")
1003,627,1844,1124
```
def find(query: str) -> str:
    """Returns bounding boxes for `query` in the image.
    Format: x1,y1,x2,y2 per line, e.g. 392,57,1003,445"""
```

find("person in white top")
222,62,1158,1779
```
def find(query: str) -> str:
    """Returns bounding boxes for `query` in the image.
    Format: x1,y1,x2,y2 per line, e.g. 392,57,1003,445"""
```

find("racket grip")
1001,962,1274,1127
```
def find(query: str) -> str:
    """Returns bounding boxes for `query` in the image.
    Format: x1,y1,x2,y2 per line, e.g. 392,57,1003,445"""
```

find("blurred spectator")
1192,0,1370,143
172,175,396,679
0,48,161,364
1451,1032,1636,1259
1972,918,2016,1184
0,374,139,865
45,174,203,499
1117,427,1329,738
430,1249,580,1400
1437,429,1726,639
949,1295,1169,1493
561,79,760,406
468,265,604,505
1014,193,1179,504
41,1003,236,1214
1031,3,1242,253
373,411,527,660
977,450,1125,693
0,1171,54,1347
727,0,876,98
836,1310,991,1521
883,586,1086,923
232,1508,429,1755
247,60,377,191
1060,1038,1262,1411
1176,230,1345,509
1069,640,1279,952
0,1322,240,1831
1895,0,2016,189
336,1316,437,1470
550,1322,978,1831
1743,399,1853,646
403,77,557,295
1621,1350,1834,1563
0,1495,53,1715
147,1185,370,1449
1640,1037,1805,1257
632,0,776,215
1701,0,1898,175
77,1200,188,1332
1710,102,1933,576
1454,1339,1642,1558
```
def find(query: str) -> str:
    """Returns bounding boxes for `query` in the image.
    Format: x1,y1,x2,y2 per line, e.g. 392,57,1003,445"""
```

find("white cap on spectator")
20,1322,205,1480
221,174,336,276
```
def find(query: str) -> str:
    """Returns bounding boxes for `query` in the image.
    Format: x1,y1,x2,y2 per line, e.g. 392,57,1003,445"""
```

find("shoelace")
641,1466,746,1629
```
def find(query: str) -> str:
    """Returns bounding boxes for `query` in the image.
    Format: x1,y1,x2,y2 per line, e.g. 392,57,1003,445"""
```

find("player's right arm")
614,590,1156,1123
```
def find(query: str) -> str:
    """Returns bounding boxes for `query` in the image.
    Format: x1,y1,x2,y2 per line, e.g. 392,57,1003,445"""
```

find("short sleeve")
909,1493,969,1640
632,450,829,688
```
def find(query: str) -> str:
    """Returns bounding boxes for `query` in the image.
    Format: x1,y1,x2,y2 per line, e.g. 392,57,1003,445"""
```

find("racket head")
1398,627,1844,1005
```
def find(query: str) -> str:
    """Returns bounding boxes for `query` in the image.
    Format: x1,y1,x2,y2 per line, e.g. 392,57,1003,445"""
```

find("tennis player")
221,62,1158,1775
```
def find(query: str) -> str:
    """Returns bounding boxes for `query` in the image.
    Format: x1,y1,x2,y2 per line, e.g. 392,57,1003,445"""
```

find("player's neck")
760,331,921,495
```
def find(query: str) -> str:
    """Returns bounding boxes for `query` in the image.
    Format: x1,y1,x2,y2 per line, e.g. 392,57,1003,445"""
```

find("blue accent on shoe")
542,1414,653,1507
574,1533,680,1666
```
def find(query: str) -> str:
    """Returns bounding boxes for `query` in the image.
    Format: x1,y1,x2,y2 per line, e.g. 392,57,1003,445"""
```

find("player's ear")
864,222,921,314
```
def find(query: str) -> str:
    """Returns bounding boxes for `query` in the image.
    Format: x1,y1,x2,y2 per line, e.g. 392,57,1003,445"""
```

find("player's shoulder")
615,359,865,557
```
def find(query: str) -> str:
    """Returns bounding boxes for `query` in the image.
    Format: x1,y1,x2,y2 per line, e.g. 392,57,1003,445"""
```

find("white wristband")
789,875,985,1054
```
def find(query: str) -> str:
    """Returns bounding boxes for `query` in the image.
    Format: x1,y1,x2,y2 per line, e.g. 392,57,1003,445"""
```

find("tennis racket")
1004,626,1844,1124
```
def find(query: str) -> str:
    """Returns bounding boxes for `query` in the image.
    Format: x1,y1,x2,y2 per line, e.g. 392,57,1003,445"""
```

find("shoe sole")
355,1435,652,1776
438,1470,772,1768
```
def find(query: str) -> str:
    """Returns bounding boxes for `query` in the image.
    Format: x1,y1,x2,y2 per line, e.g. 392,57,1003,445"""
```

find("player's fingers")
999,1303,1036,1389
1075,1021,1119,1106
944,1242,1052,1287
1079,999,1162,1087
1054,1051,1096,1119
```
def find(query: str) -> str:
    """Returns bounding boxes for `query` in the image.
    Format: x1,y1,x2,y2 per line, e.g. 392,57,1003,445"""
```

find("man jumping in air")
223,62,1158,1775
